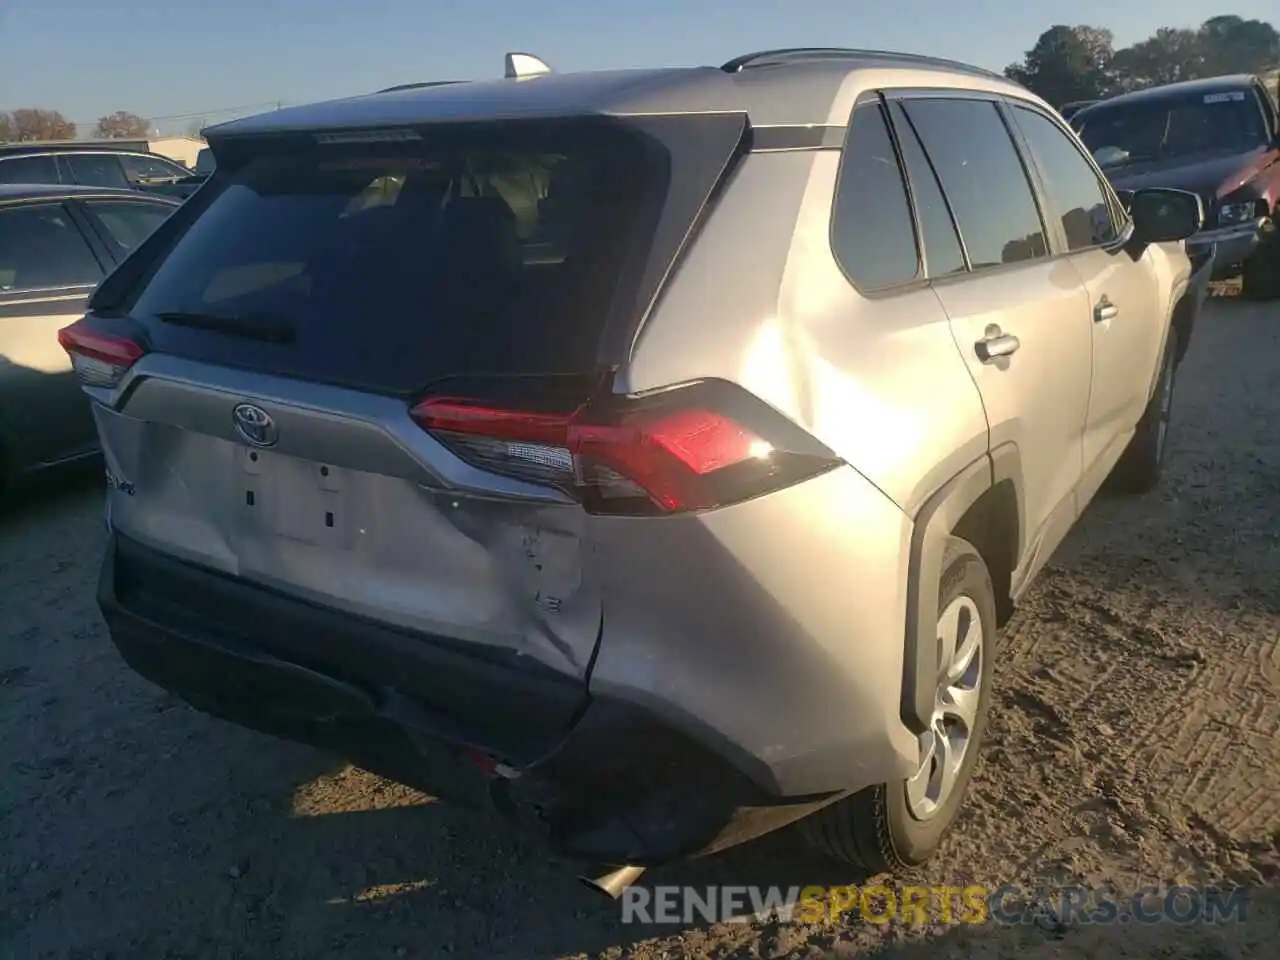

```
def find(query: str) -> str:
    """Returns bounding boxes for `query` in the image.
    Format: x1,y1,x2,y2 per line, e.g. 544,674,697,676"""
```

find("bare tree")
0,112,12,142
7,108,76,142
94,111,150,139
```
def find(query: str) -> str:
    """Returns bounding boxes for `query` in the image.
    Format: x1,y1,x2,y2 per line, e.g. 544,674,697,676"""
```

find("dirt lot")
2,293,1278,959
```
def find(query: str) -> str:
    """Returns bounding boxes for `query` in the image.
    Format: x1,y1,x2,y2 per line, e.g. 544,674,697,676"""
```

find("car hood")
1102,146,1277,206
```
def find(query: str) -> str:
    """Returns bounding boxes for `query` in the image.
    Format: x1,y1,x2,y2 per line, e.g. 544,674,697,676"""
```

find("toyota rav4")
60,48,1211,895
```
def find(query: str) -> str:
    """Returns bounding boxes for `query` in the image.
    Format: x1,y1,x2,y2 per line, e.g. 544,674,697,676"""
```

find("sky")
1,0,1275,135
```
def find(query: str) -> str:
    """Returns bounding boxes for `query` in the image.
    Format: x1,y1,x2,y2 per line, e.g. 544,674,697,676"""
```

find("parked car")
1059,99,1097,122
60,47,1210,895
163,149,215,197
0,141,201,200
1072,74,1280,298
0,184,180,497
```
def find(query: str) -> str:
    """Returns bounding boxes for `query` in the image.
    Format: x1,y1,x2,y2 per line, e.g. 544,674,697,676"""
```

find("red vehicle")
1073,74,1280,298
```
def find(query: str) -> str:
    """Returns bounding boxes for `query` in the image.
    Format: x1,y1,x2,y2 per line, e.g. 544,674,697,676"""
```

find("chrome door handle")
1094,296,1119,322
975,326,1020,363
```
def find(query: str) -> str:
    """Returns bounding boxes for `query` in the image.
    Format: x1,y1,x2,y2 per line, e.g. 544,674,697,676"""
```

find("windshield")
1076,91,1267,167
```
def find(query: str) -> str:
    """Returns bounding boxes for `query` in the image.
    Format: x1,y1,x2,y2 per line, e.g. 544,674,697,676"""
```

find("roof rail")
376,80,465,94
720,47,1006,82
505,52,553,79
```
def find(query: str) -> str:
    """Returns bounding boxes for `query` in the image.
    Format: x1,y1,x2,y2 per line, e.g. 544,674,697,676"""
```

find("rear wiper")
155,311,296,344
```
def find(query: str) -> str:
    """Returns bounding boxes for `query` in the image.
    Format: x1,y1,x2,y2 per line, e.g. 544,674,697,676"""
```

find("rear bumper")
98,532,837,865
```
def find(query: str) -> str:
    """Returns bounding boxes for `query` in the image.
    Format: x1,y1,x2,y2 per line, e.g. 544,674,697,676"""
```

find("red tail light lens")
58,321,146,389
410,380,842,516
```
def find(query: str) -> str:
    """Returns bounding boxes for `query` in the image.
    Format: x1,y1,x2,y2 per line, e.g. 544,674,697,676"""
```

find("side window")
82,200,175,255
0,204,104,291
120,153,190,184
62,153,131,189
888,102,967,278
0,154,60,185
901,98,1048,269
831,100,920,291
1253,83,1278,138
1011,105,1120,251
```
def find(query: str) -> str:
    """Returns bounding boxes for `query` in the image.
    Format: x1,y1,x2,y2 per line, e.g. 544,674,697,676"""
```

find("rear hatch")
76,113,746,730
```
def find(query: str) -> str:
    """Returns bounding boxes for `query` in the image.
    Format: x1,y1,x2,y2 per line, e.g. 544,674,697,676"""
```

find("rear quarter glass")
113,120,677,398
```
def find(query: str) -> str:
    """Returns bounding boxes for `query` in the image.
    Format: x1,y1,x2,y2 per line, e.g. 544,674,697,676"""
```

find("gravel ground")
2,292,1278,959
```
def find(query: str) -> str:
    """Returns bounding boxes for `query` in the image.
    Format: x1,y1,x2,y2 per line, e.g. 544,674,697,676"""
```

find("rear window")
127,121,667,395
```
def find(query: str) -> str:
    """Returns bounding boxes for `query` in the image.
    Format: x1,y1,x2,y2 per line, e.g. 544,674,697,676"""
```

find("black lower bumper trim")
98,533,832,864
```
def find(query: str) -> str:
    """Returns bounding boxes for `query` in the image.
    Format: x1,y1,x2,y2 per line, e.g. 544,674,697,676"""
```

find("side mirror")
1129,187,1203,244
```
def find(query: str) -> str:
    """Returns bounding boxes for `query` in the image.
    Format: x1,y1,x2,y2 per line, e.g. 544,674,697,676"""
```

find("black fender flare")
901,442,1025,734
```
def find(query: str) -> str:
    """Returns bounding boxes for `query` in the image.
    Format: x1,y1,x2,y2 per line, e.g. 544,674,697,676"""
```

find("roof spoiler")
504,52,553,79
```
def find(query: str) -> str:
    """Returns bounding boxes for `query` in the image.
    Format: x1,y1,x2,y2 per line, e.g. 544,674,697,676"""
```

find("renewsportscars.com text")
619,883,1251,926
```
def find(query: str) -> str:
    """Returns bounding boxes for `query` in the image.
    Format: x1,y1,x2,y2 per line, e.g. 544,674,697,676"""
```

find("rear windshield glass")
128,121,666,395
1076,92,1268,168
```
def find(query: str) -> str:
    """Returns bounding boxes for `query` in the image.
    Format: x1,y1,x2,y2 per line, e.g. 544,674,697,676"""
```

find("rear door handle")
975,325,1020,363
1094,296,1119,322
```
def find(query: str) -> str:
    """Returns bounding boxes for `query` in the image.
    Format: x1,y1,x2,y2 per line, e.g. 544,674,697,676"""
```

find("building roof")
0,139,150,155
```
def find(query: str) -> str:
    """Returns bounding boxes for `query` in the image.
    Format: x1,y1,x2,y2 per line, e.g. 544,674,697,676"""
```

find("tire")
800,536,996,873
1110,333,1177,495
1241,240,1280,301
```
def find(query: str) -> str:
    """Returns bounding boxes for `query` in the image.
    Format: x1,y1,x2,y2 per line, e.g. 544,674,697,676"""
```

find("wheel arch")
901,442,1024,734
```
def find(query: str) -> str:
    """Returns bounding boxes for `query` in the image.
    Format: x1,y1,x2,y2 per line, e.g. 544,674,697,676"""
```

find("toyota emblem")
232,403,278,448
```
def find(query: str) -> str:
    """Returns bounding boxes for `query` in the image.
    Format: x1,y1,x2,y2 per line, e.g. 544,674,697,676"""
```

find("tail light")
58,320,146,389
410,379,842,516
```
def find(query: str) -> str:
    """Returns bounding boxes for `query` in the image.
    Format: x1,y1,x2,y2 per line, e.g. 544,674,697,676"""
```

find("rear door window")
830,100,920,291
63,153,131,189
0,154,60,185
81,199,175,256
900,98,1049,270
0,204,104,291
123,121,668,395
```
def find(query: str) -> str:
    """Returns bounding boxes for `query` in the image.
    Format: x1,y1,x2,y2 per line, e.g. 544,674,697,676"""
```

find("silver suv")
61,48,1211,893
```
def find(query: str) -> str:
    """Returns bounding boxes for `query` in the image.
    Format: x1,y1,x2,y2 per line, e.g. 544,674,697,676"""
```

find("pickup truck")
1073,73,1280,298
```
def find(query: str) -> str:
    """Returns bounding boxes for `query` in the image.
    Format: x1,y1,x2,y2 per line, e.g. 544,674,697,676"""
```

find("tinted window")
902,99,1048,269
0,154,60,185
123,121,668,394
889,102,966,278
120,154,190,183
0,204,103,291
1077,93,1268,166
194,149,215,175
63,153,130,189
831,101,919,290
1012,106,1119,251
83,200,174,255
